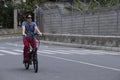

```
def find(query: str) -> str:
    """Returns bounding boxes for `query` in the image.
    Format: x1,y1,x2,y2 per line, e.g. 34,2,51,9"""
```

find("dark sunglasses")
27,17,32,19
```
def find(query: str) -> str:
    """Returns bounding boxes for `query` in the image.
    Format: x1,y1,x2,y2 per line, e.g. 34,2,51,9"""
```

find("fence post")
83,0,86,35
58,8,63,34
117,0,119,35
70,1,74,35
94,0,100,35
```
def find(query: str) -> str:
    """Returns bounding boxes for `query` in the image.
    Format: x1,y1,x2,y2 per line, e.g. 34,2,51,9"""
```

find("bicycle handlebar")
23,33,43,49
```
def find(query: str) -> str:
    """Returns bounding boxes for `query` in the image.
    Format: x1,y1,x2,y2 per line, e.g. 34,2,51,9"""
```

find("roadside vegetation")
0,0,118,28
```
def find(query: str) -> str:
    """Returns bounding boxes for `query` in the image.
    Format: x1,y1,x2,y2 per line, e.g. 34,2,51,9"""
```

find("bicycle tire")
33,54,38,73
24,62,29,70
33,60,38,73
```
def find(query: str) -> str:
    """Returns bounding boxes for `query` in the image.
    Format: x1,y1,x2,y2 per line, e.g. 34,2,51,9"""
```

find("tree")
74,0,83,11
86,0,117,10
0,1,14,28
15,0,42,24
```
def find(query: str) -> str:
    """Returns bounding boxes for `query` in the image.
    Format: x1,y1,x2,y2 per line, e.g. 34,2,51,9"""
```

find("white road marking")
5,42,23,47
38,49,120,55
83,49,120,55
0,50,21,55
38,50,55,54
68,50,99,55
13,49,23,53
51,50,89,55
42,50,70,54
0,54,5,55
55,50,75,54
4,42,120,55
0,47,119,56
39,54,120,72
38,50,74,54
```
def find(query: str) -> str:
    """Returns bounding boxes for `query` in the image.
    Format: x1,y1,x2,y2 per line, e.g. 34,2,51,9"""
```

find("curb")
0,34,21,40
40,40,120,52
0,36,21,40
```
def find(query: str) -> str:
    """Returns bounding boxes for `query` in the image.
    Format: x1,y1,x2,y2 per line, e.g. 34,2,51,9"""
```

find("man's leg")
30,38,37,53
23,38,29,62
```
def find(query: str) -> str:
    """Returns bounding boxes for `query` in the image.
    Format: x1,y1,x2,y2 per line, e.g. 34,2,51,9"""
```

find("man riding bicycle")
22,14,42,63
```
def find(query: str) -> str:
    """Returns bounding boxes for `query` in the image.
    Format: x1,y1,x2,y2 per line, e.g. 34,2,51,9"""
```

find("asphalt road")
0,38,120,80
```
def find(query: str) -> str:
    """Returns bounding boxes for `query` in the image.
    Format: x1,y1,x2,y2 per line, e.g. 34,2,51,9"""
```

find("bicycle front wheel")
24,62,29,70
33,60,38,73
33,54,38,73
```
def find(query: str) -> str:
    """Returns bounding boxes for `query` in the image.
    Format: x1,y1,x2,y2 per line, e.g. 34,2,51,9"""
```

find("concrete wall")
42,33,120,51
0,28,21,35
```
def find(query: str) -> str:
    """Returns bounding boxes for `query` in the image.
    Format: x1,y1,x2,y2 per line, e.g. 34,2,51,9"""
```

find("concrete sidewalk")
0,34,21,40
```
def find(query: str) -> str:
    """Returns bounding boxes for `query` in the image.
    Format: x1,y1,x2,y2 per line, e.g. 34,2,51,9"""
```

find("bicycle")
23,33,41,73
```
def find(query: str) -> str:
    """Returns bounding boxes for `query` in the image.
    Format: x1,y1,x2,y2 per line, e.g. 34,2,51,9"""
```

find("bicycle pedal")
23,60,28,64
29,61,32,64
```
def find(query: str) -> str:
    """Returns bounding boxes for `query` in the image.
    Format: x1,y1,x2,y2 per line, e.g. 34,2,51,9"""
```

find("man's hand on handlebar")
23,33,27,37
38,32,42,36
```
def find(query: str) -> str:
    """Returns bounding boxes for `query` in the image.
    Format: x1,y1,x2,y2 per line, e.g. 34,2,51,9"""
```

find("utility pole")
12,0,18,33
12,0,21,33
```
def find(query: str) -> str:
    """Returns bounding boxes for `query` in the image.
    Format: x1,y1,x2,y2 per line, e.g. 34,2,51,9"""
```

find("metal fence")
35,2,120,36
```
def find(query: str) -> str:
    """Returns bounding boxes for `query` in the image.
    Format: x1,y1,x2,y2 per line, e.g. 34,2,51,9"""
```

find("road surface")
0,38,120,80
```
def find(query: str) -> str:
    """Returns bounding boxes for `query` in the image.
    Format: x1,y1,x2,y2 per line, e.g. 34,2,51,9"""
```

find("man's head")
26,14,32,23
